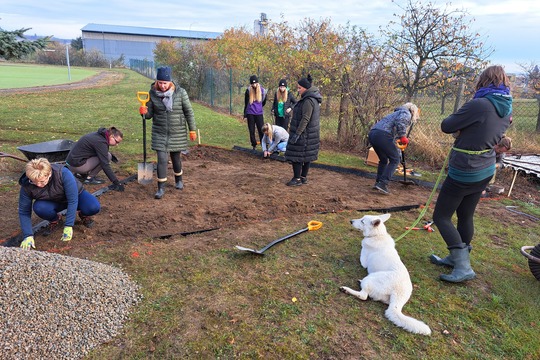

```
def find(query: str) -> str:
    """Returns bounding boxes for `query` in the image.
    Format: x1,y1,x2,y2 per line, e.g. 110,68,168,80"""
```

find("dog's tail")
385,300,431,336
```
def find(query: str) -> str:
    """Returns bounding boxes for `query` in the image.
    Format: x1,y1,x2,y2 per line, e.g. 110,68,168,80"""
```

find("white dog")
340,214,431,335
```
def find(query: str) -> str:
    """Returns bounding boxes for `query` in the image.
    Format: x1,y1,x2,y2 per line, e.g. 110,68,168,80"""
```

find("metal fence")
131,64,540,162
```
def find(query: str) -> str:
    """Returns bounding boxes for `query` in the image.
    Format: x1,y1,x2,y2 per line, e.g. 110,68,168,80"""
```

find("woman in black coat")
284,75,322,186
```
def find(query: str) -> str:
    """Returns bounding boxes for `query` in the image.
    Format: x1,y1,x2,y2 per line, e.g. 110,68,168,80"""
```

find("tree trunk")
337,75,351,144
454,77,465,113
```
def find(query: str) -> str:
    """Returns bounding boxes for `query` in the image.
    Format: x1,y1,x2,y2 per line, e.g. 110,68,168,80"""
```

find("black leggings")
156,150,182,180
292,162,311,179
433,176,492,249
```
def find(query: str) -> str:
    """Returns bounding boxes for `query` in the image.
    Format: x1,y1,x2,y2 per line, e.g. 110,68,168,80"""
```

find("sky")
1,0,539,73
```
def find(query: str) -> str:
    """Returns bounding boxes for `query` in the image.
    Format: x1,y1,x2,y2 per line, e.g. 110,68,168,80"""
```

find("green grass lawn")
2,66,540,359
0,62,98,88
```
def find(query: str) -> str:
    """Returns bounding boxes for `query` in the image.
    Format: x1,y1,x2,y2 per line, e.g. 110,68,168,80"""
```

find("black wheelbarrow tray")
520,244,540,281
17,139,74,163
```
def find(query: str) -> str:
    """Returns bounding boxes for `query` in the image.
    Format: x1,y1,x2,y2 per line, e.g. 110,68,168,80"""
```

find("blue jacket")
18,165,81,237
370,106,412,138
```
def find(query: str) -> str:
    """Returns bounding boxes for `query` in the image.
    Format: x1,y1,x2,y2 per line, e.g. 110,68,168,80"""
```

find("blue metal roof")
81,23,222,40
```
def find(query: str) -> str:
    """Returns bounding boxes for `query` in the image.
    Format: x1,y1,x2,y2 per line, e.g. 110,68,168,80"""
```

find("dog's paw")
339,286,349,294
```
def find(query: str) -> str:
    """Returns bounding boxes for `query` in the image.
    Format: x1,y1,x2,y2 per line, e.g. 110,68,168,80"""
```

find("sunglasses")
111,136,122,145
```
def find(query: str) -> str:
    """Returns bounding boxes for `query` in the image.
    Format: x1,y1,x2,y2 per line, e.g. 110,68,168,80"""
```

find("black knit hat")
298,74,312,89
278,79,287,87
156,66,172,81
249,75,259,84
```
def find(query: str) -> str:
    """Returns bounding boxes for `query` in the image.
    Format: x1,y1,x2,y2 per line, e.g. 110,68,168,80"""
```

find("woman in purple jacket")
243,75,267,149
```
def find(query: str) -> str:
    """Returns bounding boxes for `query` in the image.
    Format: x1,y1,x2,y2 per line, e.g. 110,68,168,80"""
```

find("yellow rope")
395,147,452,243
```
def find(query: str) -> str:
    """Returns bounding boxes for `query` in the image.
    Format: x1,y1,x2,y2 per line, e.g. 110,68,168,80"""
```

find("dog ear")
380,213,391,223
372,218,381,227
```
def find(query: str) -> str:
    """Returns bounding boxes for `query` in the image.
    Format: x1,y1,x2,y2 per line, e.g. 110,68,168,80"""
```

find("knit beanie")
249,75,259,84
278,79,287,87
156,66,172,81
298,75,312,89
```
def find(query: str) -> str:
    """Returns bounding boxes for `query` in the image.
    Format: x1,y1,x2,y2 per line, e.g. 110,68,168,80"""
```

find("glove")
62,226,73,242
289,134,299,144
399,136,409,145
189,131,197,141
20,236,35,250
139,106,148,115
111,153,119,163
110,182,125,192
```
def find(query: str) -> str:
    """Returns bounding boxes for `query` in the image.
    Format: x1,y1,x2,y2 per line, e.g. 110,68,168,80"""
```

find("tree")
71,37,83,51
520,63,540,132
381,0,491,101
0,27,50,60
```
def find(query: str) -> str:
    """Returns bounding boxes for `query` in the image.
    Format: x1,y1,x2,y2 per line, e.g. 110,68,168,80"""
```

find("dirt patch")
1,145,538,255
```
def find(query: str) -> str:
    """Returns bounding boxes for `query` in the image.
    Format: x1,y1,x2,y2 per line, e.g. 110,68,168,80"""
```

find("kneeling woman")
18,158,101,250
261,123,289,158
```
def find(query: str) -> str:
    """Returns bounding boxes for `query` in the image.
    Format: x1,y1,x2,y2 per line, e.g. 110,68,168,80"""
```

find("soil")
1,69,538,254
1,144,539,255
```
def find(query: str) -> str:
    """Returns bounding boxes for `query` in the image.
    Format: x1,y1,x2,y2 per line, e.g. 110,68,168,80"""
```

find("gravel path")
0,247,140,360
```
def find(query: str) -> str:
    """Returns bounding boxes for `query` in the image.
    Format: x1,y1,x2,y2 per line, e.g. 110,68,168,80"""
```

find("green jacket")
144,82,197,152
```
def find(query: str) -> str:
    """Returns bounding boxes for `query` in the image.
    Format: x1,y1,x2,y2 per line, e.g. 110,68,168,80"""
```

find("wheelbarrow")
520,244,540,281
16,139,74,162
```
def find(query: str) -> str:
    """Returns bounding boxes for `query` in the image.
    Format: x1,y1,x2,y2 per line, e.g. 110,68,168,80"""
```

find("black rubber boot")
440,247,476,283
155,182,166,199
430,245,472,268
175,175,184,190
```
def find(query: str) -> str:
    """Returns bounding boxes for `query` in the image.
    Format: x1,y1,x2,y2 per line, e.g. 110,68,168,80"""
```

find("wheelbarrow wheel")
520,244,540,281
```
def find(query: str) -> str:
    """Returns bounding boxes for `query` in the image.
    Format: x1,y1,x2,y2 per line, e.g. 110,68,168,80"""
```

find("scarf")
155,88,174,112
473,84,510,99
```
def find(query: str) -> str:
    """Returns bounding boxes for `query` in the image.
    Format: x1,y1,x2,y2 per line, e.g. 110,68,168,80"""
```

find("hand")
263,151,270,158
139,106,148,115
20,236,35,250
289,134,299,144
62,226,73,242
109,182,125,192
189,131,197,141
399,136,409,145
111,153,119,163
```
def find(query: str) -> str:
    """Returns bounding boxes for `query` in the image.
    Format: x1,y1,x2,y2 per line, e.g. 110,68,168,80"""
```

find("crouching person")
18,158,101,250
262,123,289,158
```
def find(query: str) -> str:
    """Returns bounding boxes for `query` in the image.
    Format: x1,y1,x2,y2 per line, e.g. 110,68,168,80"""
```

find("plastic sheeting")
503,155,540,177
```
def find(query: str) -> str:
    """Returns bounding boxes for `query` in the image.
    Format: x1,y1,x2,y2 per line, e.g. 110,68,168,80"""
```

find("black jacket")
285,87,322,163
66,128,118,183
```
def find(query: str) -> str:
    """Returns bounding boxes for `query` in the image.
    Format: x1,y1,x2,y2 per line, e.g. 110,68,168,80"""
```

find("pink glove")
399,136,409,145
139,106,148,115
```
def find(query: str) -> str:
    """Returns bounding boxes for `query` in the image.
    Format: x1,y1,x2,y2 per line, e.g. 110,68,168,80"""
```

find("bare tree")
381,0,491,101
520,63,540,131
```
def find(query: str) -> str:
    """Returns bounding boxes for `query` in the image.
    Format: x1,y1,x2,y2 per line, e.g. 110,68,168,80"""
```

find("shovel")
235,220,323,255
137,91,153,184
396,140,416,186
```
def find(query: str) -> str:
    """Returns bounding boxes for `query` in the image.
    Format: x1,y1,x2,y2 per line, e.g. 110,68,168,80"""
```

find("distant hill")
25,35,73,44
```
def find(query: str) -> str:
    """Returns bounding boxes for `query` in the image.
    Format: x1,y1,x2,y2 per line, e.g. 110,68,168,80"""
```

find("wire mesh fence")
131,64,540,163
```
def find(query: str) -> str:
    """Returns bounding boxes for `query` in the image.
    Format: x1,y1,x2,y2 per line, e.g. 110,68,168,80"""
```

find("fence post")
229,68,233,115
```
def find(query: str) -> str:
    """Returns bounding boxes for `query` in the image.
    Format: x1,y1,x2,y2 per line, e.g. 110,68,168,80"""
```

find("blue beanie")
157,66,172,81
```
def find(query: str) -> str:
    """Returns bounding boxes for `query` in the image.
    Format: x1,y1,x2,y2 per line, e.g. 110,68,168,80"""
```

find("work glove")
111,153,119,163
20,236,35,250
289,134,299,144
399,136,409,145
139,106,148,115
109,181,125,192
62,226,73,242
189,131,197,141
